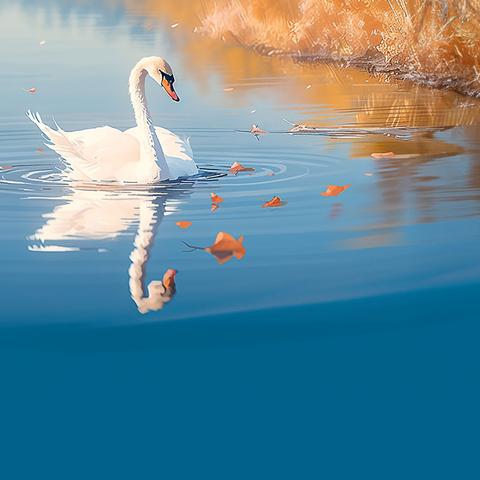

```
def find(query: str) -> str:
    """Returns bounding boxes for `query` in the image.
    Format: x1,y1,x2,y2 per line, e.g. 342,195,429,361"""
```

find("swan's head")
143,56,179,102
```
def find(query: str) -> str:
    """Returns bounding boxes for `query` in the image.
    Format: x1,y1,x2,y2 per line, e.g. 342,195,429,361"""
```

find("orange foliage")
206,232,246,264
262,196,283,207
200,0,480,96
321,184,351,197
211,193,224,204
176,221,192,229
371,152,395,159
229,162,255,174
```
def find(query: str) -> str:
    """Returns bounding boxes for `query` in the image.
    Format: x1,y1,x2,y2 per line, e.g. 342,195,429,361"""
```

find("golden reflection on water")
123,0,480,123
117,0,480,237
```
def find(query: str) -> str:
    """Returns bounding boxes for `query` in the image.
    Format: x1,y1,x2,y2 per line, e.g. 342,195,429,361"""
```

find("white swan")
27,56,198,183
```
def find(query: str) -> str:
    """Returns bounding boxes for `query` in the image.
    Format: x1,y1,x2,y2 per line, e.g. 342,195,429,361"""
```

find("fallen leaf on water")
229,162,255,175
251,124,267,135
171,23,179,28
176,221,192,229
207,232,245,264
321,184,351,197
24,87,37,94
387,153,422,159
371,152,394,159
184,232,246,265
211,192,224,204
262,196,284,208
162,269,177,289
250,124,268,141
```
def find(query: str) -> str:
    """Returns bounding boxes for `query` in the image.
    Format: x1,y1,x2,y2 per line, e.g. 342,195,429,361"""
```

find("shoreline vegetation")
198,0,480,97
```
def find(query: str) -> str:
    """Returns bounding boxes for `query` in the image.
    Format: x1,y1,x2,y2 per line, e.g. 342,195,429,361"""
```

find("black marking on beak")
161,72,179,102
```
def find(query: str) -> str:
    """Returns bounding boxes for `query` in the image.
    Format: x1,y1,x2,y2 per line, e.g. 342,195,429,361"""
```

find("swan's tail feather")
26,110,93,180
27,110,60,144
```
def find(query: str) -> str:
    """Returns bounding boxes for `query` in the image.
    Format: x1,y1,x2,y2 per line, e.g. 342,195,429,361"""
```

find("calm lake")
0,1,479,478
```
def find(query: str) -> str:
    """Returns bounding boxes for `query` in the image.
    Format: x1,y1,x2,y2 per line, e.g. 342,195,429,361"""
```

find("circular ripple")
0,133,347,205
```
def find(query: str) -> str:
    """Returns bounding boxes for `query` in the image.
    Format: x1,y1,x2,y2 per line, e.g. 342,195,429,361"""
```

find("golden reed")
199,0,480,97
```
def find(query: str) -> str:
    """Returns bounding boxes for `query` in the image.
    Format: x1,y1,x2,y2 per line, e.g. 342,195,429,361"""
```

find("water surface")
1,0,479,324
0,2,479,478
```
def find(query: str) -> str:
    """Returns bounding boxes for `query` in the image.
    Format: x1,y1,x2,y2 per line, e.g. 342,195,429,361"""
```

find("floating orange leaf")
250,124,268,141
176,221,192,229
371,152,394,159
229,162,255,175
321,184,351,197
250,124,268,136
206,232,246,264
24,87,37,94
251,124,266,134
211,192,224,203
184,232,246,265
162,269,177,289
262,196,283,208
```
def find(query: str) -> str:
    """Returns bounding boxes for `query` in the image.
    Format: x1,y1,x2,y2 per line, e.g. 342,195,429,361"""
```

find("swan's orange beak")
162,76,179,102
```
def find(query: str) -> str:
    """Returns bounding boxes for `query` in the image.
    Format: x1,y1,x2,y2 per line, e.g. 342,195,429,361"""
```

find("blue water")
0,1,479,478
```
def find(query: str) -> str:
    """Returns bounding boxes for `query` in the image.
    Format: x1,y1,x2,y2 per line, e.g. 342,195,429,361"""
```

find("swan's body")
27,56,198,183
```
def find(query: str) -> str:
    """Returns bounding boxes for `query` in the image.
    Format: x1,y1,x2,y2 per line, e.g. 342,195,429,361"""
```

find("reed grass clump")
200,0,480,96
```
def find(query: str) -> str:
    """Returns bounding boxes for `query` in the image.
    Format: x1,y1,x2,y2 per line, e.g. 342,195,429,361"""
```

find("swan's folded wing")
65,126,140,179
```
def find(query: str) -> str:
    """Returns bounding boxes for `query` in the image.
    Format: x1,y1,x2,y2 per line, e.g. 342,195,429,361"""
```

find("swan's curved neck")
129,63,171,180
128,199,172,314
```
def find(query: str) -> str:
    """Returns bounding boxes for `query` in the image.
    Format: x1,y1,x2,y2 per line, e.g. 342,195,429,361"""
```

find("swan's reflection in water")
127,192,179,314
30,182,195,314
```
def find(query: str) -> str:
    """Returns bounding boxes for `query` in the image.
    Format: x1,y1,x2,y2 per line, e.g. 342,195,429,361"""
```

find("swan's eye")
161,72,175,84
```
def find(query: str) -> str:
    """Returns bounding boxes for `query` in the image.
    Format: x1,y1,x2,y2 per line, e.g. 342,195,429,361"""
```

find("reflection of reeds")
120,0,480,131
199,0,480,97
